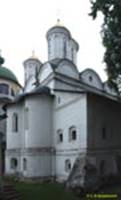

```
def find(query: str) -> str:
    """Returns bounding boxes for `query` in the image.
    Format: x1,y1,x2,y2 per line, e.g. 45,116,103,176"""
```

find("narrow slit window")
57,129,63,143
12,113,18,132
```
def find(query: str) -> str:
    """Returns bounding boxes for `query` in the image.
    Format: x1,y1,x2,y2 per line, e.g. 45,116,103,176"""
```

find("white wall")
21,154,52,177
53,92,87,181
24,95,53,148
7,103,24,149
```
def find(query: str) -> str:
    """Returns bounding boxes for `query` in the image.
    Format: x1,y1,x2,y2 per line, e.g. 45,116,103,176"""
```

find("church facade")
0,56,21,175
5,23,121,185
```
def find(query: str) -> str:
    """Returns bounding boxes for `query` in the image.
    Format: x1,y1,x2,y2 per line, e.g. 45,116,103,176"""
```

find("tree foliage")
90,0,121,88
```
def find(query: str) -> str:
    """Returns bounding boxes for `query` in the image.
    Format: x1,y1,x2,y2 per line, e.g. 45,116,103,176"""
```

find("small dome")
24,51,42,64
0,66,18,84
0,54,19,84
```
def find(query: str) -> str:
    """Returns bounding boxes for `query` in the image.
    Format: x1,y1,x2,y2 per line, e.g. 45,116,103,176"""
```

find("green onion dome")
0,55,19,84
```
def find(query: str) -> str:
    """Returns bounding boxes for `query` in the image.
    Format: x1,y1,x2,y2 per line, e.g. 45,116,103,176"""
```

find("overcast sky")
0,0,106,85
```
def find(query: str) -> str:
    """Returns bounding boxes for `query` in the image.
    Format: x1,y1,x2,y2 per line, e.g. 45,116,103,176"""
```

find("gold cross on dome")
56,9,63,26
32,50,35,57
31,50,39,59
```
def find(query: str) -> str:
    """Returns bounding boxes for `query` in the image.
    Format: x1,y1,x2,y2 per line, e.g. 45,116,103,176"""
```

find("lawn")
12,181,79,200
4,178,121,200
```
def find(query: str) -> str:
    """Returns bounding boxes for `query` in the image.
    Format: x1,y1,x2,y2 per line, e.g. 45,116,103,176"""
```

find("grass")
98,184,121,193
3,177,121,200
13,181,121,200
12,181,79,200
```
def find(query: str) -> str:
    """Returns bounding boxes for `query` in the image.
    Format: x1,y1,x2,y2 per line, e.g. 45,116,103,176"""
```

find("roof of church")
79,68,102,81
8,86,53,105
48,58,77,70
49,58,62,69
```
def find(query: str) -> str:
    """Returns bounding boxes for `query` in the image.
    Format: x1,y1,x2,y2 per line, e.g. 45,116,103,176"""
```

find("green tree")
90,0,121,89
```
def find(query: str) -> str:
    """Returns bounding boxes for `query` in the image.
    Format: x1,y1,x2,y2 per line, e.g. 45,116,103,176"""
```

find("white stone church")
5,22,121,185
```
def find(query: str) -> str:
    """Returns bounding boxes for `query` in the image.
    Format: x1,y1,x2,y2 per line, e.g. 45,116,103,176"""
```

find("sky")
0,0,106,85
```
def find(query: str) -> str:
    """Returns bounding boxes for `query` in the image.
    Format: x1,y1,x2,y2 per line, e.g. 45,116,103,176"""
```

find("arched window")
69,126,77,141
23,158,27,171
57,129,63,143
11,89,15,96
89,76,93,82
54,34,59,57
12,113,18,132
100,160,106,175
10,158,18,169
102,125,107,140
65,159,71,172
0,83,9,94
